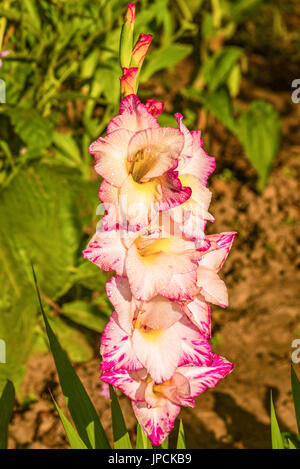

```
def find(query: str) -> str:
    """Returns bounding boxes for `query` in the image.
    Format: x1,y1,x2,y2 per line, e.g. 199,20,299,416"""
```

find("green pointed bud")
119,3,136,69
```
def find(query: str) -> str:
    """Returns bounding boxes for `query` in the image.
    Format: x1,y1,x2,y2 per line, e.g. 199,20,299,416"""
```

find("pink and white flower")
90,95,192,231
83,217,206,301
196,232,236,308
101,276,212,383
101,354,234,446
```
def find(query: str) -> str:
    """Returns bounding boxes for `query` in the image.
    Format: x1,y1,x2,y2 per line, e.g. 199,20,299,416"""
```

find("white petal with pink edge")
101,367,147,402
89,129,133,186
174,316,212,367
100,311,142,372
105,277,134,333
197,266,228,307
178,354,234,398
183,295,211,338
107,94,160,134
132,399,181,447
82,229,127,276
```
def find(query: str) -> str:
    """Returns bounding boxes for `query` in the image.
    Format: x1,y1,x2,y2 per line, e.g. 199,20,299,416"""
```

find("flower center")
129,146,158,183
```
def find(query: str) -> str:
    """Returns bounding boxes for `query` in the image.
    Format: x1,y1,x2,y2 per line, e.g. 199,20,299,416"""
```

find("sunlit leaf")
33,268,110,449
136,424,152,449
109,385,132,449
176,419,186,449
0,380,15,449
52,395,88,449
291,366,300,435
270,391,284,449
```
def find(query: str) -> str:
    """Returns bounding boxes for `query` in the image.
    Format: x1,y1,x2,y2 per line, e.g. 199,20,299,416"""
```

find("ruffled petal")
82,229,127,276
132,399,180,446
89,129,133,186
197,266,228,307
183,295,211,338
100,311,142,371
127,127,184,181
170,174,214,240
105,276,134,333
101,367,147,401
108,94,160,134
178,354,234,398
174,316,212,367
183,131,216,186
175,113,193,171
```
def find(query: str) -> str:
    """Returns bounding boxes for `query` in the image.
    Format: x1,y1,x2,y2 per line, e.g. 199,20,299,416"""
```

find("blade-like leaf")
52,395,88,449
270,391,284,449
176,419,186,449
291,366,300,434
0,380,15,449
33,267,110,449
160,436,169,449
109,385,132,449
136,424,152,449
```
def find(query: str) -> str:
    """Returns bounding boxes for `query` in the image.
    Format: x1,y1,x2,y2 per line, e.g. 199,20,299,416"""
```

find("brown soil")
8,61,300,449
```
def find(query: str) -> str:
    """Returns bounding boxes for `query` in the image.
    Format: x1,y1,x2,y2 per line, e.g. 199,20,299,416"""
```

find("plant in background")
271,367,300,449
82,3,235,446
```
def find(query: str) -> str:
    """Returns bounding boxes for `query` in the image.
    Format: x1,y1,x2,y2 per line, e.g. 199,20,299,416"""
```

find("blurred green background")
0,0,298,400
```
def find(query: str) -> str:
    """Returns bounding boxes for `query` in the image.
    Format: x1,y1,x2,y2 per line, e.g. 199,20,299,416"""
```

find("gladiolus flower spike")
83,4,236,447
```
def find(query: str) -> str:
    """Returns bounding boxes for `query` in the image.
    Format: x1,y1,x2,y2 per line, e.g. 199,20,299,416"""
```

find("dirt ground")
7,56,300,449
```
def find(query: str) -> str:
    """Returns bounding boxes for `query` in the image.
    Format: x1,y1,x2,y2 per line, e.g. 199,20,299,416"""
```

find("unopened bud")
119,3,136,69
120,67,138,97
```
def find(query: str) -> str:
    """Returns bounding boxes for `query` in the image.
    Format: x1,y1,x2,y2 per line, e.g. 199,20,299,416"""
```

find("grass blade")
32,266,110,449
160,436,169,449
52,395,88,449
109,385,132,449
0,380,15,449
136,424,152,449
176,419,186,449
270,391,284,449
291,366,300,434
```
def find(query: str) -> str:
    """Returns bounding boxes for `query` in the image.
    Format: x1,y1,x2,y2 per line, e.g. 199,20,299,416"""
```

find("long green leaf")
270,391,284,449
176,419,186,449
0,380,15,449
160,436,169,449
291,366,300,434
52,395,88,449
136,424,152,449
109,385,132,449
33,267,110,449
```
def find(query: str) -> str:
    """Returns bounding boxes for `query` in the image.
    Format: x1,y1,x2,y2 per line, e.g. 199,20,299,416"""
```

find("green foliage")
0,380,15,449
176,420,186,449
51,395,88,449
270,391,285,449
237,101,281,191
136,424,153,449
109,385,132,449
34,268,110,449
271,368,300,449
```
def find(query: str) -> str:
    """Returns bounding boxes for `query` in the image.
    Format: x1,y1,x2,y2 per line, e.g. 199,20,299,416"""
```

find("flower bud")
120,67,138,97
119,3,136,69
130,33,152,69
